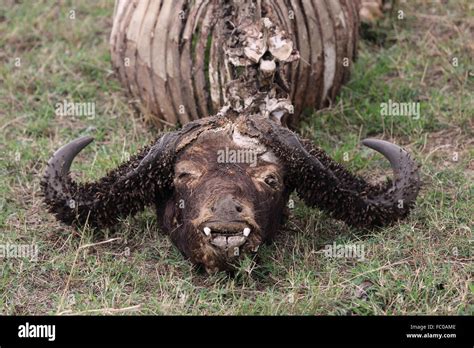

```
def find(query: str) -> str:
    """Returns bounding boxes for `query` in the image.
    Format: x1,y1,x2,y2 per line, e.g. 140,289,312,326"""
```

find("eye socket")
264,174,279,189
176,171,196,184
177,172,191,180
174,161,203,186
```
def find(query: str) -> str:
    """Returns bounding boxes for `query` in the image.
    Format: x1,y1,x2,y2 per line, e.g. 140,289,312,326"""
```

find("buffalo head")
41,114,420,272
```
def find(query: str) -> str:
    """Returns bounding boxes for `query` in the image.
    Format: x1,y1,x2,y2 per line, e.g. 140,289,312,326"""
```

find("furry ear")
250,116,421,228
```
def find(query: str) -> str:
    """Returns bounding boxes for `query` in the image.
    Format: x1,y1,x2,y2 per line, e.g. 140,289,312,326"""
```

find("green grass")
0,0,472,315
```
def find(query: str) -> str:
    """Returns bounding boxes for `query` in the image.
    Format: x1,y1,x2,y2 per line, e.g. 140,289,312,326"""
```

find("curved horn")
41,132,180,229
250,116,421,227
43,136,94,202
41,117,216,229
300,137,421,227
361,138,420,204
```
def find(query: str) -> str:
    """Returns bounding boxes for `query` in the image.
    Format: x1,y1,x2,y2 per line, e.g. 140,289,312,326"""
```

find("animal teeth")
203,227,211,236
243,227,251,237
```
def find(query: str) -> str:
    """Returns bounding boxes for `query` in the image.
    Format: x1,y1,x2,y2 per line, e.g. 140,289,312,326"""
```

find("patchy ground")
0,0,472,315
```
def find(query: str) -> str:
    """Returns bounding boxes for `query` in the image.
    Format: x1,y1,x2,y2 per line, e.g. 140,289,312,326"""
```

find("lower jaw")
186,230,264,272
209,241,263,271
213,233,262,257
222,244,248,259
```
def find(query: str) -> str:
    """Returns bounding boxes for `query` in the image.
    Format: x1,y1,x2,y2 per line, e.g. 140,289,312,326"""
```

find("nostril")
212,196,244,215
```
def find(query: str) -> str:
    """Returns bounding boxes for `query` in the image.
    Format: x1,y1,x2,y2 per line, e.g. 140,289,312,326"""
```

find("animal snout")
198,195,254,256
211,195,244,219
